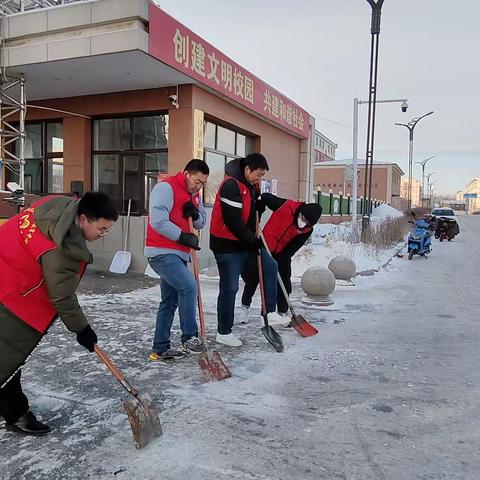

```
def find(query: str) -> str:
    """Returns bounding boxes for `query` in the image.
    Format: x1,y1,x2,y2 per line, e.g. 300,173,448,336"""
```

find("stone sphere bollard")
328,255,356,283
301,266,336,306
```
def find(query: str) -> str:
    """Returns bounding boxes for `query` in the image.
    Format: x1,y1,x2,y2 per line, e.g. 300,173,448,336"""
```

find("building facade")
0,0,315,271
313,130,337,163
313,159,405,210
461,179,480,214
400,178,422,208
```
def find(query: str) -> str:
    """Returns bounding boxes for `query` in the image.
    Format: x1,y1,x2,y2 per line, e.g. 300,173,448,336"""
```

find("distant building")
313,159,405,210
400,178,422,208
461,179,480,213
313,130,337,163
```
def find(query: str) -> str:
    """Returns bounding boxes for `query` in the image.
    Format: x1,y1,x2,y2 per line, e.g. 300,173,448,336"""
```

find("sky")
156,0,480,196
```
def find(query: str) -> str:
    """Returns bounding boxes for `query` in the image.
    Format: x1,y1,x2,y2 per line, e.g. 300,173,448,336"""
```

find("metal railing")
0,0,83,15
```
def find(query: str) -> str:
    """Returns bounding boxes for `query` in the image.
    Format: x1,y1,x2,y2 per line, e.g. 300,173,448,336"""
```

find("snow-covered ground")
1,215,478,480
293,213,404,277
291,240,402,278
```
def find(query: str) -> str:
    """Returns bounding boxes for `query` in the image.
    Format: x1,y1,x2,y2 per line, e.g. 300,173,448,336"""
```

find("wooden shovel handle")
94,345,136,395
256,213,267,317
188,218,206,339
258,228,296,317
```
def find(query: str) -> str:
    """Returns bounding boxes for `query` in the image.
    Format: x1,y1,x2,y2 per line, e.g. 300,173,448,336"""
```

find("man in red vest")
146,159,209,361
210,153,281,347
240,194,322,324
0,192,118,436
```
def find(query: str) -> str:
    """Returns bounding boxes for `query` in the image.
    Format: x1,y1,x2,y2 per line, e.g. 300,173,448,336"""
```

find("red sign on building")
148,5,309,139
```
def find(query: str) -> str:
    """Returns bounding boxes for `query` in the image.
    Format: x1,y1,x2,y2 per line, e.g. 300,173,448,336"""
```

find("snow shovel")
110,199,132,274
189,218,231,381
258,229,318,338
256,213,284,353
94,345,162,449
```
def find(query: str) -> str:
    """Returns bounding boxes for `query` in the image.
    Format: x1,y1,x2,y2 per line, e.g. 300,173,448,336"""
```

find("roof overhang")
7,50,196,101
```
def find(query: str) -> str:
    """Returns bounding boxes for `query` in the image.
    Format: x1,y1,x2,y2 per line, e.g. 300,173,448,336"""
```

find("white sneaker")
216,332,243,347
267,312,291,327
235,304,250,324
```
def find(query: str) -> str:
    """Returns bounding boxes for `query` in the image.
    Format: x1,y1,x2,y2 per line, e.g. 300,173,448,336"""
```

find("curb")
356,241,407,277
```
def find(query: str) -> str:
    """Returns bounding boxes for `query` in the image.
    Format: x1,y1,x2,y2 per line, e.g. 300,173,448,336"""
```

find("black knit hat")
298,203,322,226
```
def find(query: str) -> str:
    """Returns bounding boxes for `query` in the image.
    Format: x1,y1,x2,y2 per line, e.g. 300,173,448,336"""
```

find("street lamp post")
425,172,437,207
429,181,437,203
395,111,434,212
426,171,437,191
352,97,408,222
414,155,436,206
361,0,385,241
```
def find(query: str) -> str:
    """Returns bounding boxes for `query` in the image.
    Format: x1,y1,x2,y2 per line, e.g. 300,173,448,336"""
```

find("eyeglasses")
87,218,114,237
97,225,114,237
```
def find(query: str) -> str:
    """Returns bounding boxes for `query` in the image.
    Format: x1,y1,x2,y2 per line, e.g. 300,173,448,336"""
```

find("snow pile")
371,203,403,219
291,240,401,278
311,223,337,245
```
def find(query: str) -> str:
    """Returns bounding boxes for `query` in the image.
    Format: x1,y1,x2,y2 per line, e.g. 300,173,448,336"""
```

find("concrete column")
298,116,315,202
168,106,194,173
63,116,91,192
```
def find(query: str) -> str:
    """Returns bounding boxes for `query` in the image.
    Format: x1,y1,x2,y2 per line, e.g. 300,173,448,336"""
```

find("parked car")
431,207,456,221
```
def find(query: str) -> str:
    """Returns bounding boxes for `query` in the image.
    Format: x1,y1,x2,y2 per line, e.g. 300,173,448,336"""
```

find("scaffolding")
0,1,79,15
0,0,85,189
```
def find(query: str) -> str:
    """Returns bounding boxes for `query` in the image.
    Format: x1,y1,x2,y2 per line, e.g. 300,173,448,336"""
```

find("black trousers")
241,254,292,314
0,370,29,424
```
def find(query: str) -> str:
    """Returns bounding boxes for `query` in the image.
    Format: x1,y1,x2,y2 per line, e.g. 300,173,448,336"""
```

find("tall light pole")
352,97,408,222
414,155,436,206
425,171,437,207
395,111,434,212
429,181,437,202
361,0,385,241
426,171,437,195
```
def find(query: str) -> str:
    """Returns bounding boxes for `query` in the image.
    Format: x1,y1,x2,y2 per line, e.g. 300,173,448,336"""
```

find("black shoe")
6,411,52,436
149,348,186,361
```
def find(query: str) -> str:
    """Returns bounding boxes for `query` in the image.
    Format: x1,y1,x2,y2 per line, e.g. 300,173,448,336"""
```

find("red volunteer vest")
145,172,200,253
263,200,313,254
0,196,87,333
210,177,251,241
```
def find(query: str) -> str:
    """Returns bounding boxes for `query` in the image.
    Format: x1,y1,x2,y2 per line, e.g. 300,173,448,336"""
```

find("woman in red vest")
0,192,118,436
240,194,322,324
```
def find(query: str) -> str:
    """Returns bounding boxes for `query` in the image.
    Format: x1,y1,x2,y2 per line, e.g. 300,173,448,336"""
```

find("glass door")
121,153,142,214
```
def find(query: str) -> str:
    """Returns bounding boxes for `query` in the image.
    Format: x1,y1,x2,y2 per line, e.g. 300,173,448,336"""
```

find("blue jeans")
215,249,278,335
148,254,198,353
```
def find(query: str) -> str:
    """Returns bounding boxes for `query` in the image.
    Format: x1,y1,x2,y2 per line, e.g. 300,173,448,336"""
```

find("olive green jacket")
0,196,93,387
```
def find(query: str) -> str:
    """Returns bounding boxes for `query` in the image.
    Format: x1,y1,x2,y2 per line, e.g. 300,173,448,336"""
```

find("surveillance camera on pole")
352,97,408,224
168,94,179,109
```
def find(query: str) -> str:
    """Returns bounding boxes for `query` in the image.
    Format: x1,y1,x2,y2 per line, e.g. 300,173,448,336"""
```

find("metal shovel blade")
261,324,284,352
109,251,132,274
122,391,162,449
197,351,232,382
291,314,318,337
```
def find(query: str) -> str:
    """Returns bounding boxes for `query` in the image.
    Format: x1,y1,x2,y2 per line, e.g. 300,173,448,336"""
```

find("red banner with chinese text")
148,5,309,139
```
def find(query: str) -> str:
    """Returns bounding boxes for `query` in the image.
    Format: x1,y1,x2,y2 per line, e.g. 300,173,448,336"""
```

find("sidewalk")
0,249,401,479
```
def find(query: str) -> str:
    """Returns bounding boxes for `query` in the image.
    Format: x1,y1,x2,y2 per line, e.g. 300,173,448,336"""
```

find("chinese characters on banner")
149,5,309,139
263,89,305,132
173,28,255,104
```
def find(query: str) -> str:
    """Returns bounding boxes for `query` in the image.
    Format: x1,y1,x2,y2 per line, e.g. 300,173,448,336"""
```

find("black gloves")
183,201,200,221
255,196,266,215
76,325,97,353
178,232,200,250
253,237,264,251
